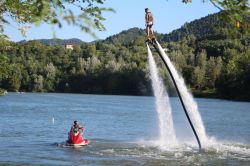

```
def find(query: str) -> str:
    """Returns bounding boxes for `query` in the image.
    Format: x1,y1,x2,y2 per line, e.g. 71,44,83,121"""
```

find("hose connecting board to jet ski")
147,39,202,150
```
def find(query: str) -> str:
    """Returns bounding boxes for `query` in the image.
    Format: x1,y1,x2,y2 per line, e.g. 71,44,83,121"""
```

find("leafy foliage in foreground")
0,0,114,37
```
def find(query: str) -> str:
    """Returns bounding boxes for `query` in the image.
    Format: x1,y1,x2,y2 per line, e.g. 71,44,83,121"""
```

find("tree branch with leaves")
183,0,250,31
0,0,114,38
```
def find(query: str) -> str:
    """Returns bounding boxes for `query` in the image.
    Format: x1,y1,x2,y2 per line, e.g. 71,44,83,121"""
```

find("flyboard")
146,38,202,150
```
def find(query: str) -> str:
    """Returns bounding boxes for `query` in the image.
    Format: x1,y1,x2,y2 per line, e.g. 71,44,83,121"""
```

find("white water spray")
147,44,177,146
155,41,207,146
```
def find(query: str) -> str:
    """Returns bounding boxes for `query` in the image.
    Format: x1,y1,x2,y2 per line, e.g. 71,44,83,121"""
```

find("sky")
4,0,220,42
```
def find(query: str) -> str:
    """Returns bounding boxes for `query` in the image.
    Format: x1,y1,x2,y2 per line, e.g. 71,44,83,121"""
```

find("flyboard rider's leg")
150,24,155,42
145,25,155,44
146,22,155,44
146,25,151,43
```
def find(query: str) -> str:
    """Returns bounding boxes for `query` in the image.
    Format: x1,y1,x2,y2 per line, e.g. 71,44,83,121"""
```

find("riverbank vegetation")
0,13,249,101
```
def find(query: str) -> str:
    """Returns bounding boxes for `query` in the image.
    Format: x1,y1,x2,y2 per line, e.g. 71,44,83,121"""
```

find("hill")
101,12,228,45
16,12,230,46
17,12,241,46
19,38,84,46
162,13,227,42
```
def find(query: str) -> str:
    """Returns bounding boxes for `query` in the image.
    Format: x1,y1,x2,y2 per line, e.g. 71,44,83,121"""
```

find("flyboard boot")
146,34,151,43
146,34,156,45
151,34,156,44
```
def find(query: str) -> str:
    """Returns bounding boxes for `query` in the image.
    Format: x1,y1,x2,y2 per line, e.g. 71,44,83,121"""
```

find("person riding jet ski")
70,120,84,134
67,120,89,146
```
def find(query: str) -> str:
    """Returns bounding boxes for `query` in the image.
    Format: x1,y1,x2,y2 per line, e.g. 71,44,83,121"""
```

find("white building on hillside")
65,44,74,50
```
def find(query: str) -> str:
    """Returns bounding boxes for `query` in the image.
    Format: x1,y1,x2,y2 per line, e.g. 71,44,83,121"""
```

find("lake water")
0,93,250,165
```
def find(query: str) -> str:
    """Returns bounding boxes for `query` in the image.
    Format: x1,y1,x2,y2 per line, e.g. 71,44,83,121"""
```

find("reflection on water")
0,93,250,165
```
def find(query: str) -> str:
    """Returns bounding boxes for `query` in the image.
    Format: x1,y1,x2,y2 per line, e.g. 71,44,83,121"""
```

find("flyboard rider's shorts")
147,21,153,28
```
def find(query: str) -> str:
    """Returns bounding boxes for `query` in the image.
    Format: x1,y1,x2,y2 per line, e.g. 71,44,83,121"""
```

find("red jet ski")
67,130,89,146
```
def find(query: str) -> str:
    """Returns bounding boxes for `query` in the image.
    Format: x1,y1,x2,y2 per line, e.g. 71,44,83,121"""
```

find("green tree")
183,0,250,31
76,57,86,74
105,59,121,72
33,74,44,92
196,50,207,69
216,48,250,100
0,55,9,81
82,44,97,58
7,64,23,91
193,66,205,89
205,57,219,88
0,0,114,37
44,63,57,91
44,63,56,79
193,50,207,89
86,56,101,74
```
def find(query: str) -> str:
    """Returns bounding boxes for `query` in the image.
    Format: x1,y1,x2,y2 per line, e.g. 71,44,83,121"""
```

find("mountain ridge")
18,12,228,45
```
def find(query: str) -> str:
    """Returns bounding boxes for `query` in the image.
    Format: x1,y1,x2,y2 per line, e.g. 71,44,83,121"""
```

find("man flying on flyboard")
145,8,156,43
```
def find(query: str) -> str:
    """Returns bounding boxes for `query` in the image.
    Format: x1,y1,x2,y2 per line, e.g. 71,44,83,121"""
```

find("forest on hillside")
0,13,250,101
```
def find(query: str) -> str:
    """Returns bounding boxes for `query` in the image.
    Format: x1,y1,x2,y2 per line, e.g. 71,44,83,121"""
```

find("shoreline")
2,90,250,102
